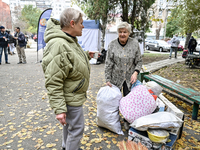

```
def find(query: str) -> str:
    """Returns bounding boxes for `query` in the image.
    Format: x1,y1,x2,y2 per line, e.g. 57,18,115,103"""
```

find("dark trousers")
0,46,8,63
189,48,195,54
122,81,130,96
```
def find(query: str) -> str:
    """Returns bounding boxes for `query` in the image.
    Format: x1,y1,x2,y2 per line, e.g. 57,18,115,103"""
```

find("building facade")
0,0,12,29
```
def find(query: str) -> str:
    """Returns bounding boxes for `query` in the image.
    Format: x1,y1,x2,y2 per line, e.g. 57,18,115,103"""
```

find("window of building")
159,10,162,16
149,11,153,16
59,5,61,7
168,10,171,16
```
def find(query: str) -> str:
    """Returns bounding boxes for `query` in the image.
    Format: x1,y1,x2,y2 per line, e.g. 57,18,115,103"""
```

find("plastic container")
147,129,169,143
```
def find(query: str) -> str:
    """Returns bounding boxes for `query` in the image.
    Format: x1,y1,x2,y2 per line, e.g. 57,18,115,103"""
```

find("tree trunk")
156,24,161,40
100,23,106,50
184,33,192,49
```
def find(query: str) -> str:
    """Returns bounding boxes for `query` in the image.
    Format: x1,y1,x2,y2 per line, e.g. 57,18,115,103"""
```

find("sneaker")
17,62,22,64
6,62,10,64
175,56,177,59
169,56,171,59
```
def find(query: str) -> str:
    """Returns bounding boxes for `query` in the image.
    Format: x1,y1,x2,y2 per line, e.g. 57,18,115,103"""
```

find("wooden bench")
139,73,200,120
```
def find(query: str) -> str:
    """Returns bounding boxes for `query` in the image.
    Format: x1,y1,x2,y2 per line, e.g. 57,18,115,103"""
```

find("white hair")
117,22,132,33
60,8,83,29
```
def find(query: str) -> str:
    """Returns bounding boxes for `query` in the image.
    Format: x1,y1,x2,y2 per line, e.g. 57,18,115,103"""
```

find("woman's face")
118,28,130,44
74,17,84,36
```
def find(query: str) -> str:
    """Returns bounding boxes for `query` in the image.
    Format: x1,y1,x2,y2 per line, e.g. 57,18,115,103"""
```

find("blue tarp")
83,20,100,29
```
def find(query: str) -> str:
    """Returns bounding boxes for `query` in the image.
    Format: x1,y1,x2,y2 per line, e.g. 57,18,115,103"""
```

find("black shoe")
17,62,22,64
175,56,177,59
62,148,82,150
6,62,10,64
0,63,1,65
169,56,171,59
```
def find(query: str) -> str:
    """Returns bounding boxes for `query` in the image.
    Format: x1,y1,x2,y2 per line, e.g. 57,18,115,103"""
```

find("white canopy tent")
77,20,101,52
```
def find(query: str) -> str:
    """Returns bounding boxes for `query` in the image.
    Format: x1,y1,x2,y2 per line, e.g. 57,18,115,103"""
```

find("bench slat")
144,75,200,104
143,74,200,120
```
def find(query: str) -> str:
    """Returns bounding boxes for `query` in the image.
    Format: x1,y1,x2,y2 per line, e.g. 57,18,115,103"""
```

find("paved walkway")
143,56,185,73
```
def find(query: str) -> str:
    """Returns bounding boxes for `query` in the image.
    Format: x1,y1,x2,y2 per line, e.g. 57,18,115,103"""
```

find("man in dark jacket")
188,36,197,54
0,26,10,65
14,27,27,64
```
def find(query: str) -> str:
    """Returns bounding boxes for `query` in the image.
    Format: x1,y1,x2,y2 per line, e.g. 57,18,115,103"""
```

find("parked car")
196,42,200,52
145,40,170,52
167,40,184,51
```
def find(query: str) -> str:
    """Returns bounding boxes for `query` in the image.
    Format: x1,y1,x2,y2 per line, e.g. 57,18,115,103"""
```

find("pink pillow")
119,85,157,124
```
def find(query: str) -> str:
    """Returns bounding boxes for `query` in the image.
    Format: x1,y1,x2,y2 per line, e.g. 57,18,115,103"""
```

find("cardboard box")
128,128,177,150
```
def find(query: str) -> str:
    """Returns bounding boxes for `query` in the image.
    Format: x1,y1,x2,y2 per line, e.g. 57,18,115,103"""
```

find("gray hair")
60,8,83,29
117,22,131,33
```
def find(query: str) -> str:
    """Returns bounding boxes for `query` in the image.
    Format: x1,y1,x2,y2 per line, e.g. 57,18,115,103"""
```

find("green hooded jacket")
42,18,91,115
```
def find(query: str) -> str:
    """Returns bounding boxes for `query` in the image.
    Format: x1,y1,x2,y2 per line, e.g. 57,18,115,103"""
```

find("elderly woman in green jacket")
42,8,94,150
105,22,143,130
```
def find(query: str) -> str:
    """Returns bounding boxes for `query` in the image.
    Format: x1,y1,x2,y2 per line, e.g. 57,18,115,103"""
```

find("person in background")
14,27,27,64
0,26,10,65
169,34,180,59
105,22,143,130
188,36,197,54
7,31,16,55
41,8,94,150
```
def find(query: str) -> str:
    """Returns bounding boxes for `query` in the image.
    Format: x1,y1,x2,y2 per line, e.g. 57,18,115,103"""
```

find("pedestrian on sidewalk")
0,26,10,65
105,22,143,130
7,31,16,55
188,36,197,54
14,27,27,64
169,34,180,59
42,8,94,150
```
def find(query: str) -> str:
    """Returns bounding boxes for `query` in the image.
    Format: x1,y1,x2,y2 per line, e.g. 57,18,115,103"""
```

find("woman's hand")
89,52,95,58
106,82,112,87
56,113,67,126
130,72,138,84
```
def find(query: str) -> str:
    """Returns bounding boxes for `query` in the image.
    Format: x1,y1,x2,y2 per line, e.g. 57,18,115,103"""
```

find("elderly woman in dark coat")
105,22,143,130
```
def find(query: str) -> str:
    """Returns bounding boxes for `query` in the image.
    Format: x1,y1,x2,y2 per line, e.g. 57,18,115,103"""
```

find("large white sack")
130,112,183,131
96,85,124,135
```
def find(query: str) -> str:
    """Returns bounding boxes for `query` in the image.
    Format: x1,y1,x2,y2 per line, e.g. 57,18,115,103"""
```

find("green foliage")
166,9,183,37
118,0,156,32
21,5,42,33
170,0,200,33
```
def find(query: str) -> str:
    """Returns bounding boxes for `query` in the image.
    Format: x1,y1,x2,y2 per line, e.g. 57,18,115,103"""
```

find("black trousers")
122,81,130,97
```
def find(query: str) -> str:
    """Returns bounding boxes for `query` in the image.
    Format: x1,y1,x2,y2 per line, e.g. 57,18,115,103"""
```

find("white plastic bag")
144,81,163,96
130,112,183,131
96,85,124,135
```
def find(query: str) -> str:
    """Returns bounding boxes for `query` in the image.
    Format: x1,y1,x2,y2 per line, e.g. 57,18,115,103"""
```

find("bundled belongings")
119,82,163,124
96,85,124,135
130,112,183,131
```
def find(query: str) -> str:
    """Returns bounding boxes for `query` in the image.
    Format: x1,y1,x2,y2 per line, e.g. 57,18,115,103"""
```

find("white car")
196,42,200,52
